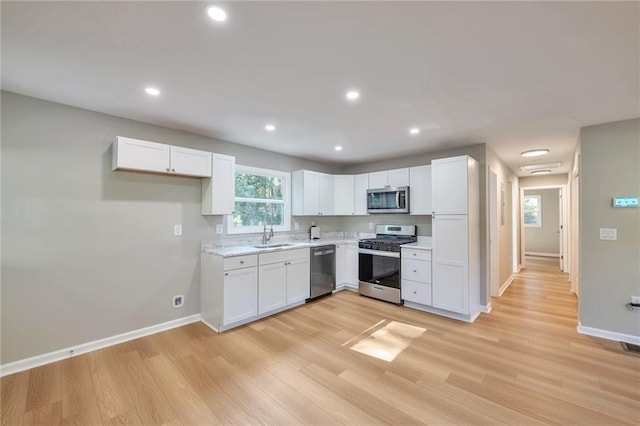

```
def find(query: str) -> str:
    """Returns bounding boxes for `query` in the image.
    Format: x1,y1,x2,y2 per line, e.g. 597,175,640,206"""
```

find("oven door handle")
358,248,401,258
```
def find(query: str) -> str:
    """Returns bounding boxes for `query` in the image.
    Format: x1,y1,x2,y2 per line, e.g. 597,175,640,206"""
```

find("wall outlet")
631,296,640,305
369,222,374,230
216,224,223,234
174,224,182,236
599,228,617,240
173,295,184,308
294,222,299,230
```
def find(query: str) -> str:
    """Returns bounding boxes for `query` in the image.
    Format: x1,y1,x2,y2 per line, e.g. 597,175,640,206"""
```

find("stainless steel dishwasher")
309,245,336,299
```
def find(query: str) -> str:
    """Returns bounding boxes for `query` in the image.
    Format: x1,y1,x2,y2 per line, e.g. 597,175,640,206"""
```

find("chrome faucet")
262,208,274,245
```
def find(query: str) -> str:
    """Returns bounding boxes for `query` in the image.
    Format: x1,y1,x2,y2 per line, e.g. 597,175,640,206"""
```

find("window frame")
523,194,542,228
226,165,291,235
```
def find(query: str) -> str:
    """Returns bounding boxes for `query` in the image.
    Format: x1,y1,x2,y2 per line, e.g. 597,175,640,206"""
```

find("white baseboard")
515,264,522,273
498,274,515,297
525,251,560,258
481,303,492,314
0,314,201,377
577,323,640,345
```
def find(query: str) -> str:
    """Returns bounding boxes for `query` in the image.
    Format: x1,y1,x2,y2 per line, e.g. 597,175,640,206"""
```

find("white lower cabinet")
401,247,432,306
201,253,258,331
258,248,310,315
336,243,359,290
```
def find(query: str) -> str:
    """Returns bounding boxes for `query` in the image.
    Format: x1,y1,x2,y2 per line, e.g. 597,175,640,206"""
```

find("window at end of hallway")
524,194,542,227
227,165,291,234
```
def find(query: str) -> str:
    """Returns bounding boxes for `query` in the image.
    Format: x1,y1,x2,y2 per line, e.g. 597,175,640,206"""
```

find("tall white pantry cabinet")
431,155,481,321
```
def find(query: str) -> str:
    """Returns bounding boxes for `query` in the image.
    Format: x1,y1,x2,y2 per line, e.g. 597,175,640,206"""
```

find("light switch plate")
174,225,182,236
294,222,299,230
599,228,617,240
216,224,223,234
369,222,374,230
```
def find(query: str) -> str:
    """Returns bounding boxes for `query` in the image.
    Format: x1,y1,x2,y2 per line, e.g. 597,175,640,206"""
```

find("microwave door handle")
396,191,400,209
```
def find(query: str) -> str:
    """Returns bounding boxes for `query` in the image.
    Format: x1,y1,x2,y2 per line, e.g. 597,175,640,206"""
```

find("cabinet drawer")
224,254,258,271
401,259,432,284
401,280,432,305
259,248,308,265
401,248,432,261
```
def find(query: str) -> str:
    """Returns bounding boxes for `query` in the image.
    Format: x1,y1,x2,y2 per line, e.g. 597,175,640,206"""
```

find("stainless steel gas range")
358,224,417,305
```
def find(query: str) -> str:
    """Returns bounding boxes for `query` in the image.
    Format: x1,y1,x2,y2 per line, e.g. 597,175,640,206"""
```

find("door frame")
489,168,499,297
520,184,569,271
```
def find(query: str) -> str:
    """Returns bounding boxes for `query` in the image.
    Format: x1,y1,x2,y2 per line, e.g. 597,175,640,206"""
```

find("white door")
286,257,310,304
409,165,432,215
432,214,469,314
333,175,355,215
258,262,287,314
368,171,388,188
388,168,410,187
223,267,258,325
113,136,170,173
354,174,369,215
489,169,499,296
432,156,468,214
170,146,212,177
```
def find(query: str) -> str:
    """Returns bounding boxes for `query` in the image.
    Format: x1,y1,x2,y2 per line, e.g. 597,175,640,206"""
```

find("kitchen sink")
252,243,296,249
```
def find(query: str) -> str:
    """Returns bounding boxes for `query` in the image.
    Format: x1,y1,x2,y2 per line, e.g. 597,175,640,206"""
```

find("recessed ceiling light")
345,90,360,101
409,128,420,135
265,124,276,132
521,149,549,158
531,170,552,175
207,6,227,22
145,87,160,96
334,145,343,151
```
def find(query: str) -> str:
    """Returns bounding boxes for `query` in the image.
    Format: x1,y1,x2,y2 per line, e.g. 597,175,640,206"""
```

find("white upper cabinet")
354,173,369,215
368,168,409,188
432,156,470,215
333,175,355,215
292,170,334,215
202,153,236,215
113,136,212,177
409,165,432,215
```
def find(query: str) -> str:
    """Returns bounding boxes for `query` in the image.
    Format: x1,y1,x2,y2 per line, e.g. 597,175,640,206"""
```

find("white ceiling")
2,1,638,176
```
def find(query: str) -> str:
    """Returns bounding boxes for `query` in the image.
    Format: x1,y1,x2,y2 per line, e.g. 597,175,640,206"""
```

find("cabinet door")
345,244,359,287
286,257,310,304
409,165,432,215
318,173,334,215
354,174,369,215
258,262,287,314
223,267,258,324
303,171,320,215
432,214,469,314
333,175,355,215
170,146,212,177
432,156,468,214
368,171,388,189
113,136,170,173
335,245,346,286
388,168,410,187
202,153,236,215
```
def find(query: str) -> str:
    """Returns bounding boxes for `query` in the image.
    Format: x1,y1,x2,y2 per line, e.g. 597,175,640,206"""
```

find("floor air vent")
620,342,640,354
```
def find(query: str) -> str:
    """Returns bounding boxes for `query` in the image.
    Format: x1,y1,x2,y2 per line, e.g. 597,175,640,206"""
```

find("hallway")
2,260,639,424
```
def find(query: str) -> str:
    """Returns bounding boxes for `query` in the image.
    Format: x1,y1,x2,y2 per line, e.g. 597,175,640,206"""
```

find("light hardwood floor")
2,260,639,425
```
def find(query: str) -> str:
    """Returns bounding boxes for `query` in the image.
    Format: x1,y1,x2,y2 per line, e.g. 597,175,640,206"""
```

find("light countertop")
202,238,358,257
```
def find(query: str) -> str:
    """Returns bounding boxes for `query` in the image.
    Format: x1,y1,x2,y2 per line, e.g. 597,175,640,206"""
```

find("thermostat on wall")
612,196,638,208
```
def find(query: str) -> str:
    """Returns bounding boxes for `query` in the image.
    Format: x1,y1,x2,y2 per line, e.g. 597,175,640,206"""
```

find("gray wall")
579,118,640,337
0,91,343,364
524,188,560,254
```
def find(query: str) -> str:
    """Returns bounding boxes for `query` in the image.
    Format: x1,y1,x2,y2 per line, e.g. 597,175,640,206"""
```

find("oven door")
358,249,401,289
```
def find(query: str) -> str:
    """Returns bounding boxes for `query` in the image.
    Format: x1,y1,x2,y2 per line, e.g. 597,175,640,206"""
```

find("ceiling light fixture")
334,145,343,151
145,87,160,96
207,6,227,22
345,90,360,101
265,124,276,132
519,162,562,172
521,149,549,158
531,170,552,175
409,128,420,135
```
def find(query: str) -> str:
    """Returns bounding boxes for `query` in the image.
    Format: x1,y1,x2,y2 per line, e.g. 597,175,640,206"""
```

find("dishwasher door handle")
314,250,334,256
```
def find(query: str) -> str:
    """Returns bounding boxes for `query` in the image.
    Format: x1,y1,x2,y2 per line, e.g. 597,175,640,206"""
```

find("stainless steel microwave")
367,186,410,214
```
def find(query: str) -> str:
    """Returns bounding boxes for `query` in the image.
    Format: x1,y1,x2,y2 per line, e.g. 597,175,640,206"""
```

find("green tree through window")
524,194,542,227
228,166,290,234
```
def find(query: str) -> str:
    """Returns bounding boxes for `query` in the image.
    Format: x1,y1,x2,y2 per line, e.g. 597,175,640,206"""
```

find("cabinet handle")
225,273,229,276
413,270,417,273
413,290,417,294
166,168,170,172
413,253,417,256
240,260,244,264
171,168,175,172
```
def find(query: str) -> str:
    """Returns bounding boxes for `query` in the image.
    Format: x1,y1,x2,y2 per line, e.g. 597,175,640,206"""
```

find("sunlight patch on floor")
347,320,426,362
